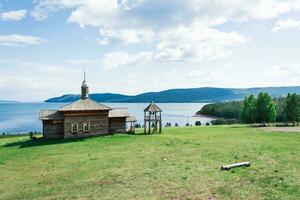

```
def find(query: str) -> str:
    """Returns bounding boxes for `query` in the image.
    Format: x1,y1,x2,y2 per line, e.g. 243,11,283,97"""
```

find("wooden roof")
108,108,129,118
144,102,162,112
58,98,111,112
126,116,137,122
39,110,63,120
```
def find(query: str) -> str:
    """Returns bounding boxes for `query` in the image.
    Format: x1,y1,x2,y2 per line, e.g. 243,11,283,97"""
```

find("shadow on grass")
2,137,87,148
128,132,162,136
2,131,160,148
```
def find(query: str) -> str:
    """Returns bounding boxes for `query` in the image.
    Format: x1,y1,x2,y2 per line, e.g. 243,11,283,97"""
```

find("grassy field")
0,126,299,200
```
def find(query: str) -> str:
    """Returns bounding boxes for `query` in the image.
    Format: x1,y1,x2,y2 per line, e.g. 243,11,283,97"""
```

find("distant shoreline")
1,101,210,104
44,86,300,103
45,101,211,103
193,114,218,119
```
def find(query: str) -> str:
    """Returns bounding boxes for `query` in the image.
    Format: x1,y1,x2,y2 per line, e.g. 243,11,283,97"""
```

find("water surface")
0,102,213,134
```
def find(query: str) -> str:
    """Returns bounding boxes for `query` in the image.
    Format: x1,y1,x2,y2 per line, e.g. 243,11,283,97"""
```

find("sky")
1,0,300,101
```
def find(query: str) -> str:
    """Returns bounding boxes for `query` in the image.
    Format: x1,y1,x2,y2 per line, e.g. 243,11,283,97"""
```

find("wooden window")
83,122,90,133
71,123,78,133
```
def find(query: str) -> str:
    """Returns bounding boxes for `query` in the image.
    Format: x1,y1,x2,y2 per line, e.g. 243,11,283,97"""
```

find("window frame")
83,122,90,133
71,123,78,133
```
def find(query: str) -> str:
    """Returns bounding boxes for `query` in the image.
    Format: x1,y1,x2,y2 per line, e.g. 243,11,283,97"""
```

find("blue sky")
1,0,300,101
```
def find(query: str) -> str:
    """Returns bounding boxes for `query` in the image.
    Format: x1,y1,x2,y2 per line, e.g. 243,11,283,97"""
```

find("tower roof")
81,70,89,99
144,102,162,112
82,80,88,87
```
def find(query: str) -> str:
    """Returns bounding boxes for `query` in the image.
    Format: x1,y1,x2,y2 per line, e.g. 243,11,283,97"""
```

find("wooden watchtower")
144,102,162,134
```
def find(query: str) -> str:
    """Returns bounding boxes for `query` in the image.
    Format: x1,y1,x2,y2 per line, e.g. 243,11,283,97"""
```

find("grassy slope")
0,126,299,200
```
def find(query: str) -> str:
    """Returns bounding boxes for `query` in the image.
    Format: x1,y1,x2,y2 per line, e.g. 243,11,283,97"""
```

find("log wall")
64,113,109,138
43,120,63,139
109,117,126,133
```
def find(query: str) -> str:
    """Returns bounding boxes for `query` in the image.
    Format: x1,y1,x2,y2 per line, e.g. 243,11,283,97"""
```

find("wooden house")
39,74,136,139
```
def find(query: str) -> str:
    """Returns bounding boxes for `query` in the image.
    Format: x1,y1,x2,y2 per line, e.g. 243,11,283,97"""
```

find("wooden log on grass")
221,161,251,170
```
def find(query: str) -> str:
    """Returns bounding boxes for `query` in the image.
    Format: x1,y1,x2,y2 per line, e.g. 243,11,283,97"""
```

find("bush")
185,123,190,126
165,122,172,127
206,122,210,126
211,118,227,125
225,118,240,124
175,123,179,127
211,118,239,125
134,123,141,128
195,121,202,126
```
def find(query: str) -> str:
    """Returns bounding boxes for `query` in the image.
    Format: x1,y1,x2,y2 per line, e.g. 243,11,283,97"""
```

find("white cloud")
67,59,100,65
34,0,297,63
272,18,300,32
29,1,300,74
0,62,83,101
38,65,82,74
31,0,82,20
67,0,119,28
268,63,300,76
98,25,248,67
0,9,27,21
186,68,226,82
155,25,248,62
0,34,46,47
186,70,208,78
33,0,300,24
98,28,155,45
125,75,137,85
101,51,153,69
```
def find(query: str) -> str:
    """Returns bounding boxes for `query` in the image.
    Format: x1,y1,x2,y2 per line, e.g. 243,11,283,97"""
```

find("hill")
45,86,300,103
46,93,132,103
0,126,299,199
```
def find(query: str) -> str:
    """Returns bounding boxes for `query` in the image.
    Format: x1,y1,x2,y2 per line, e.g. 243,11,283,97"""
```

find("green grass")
0,126,299,200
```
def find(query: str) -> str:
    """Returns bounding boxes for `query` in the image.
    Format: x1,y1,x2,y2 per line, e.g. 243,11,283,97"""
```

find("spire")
81,70,89,99
84,70,86,82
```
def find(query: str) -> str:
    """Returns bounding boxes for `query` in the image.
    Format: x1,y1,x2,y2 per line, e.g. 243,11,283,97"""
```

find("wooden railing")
145,116,161,121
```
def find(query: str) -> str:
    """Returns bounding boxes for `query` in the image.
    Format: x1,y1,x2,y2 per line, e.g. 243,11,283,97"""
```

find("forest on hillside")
197,93,299,125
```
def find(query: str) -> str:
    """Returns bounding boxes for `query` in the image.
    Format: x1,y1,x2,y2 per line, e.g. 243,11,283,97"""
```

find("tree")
256,92,277,124
197,101,242,119
284,93,300,126
241,95,257,124
274,97,286,122
195,121,202,126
